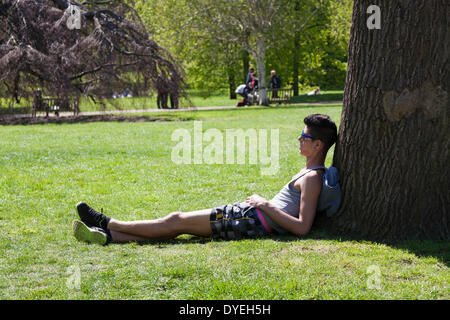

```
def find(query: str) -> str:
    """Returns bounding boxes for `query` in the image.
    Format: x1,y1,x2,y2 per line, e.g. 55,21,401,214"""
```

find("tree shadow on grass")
389,239,450,268
0,114,194,126
131,228,449,267
305,228,450,268
267,231,449,268
193,103,342,114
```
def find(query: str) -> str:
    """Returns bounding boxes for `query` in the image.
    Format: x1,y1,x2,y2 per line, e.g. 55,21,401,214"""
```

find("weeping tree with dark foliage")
0,0,184,110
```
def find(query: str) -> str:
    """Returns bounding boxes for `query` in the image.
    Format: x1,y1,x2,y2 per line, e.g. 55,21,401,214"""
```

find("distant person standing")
168,73,179,109
246,67,255,86
155,74,168,109
169,90,178,109
269,70,281,99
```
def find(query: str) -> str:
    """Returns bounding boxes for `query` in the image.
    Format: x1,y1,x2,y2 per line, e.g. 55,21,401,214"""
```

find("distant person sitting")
247,72,258,91
235,81,255,107
307,87,321,96
246,73,259,105
235,84,248,107
123,88,132,98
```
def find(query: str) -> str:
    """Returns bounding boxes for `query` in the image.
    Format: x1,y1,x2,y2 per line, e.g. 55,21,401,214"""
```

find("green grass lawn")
290,90,344,103
0,103,448,299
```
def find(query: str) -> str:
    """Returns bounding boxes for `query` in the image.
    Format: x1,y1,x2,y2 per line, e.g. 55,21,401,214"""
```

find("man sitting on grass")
72,114,338,245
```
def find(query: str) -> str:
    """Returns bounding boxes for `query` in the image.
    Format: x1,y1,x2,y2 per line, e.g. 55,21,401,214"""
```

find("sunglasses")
299,130,316,141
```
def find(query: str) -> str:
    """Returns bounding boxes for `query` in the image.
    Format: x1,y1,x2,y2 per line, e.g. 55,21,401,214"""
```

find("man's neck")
305,154,326,169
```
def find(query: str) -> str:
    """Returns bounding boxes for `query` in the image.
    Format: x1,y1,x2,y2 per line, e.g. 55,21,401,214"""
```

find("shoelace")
89,207,105,224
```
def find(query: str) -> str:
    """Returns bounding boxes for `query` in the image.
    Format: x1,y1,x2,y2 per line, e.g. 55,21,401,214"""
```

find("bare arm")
245,172,322,237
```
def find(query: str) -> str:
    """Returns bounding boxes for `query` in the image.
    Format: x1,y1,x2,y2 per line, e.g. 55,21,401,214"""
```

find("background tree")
135,0,243,99
0,0,184,108
266,0,352,95
325,0,449,241
187,0,293,106
134,0,352,99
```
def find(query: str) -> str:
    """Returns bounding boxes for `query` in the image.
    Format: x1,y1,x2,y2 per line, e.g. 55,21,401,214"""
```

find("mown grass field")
0,103,448,299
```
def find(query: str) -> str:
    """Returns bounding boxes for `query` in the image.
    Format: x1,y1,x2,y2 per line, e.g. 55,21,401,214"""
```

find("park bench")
268,88,293,104
32,91,80,117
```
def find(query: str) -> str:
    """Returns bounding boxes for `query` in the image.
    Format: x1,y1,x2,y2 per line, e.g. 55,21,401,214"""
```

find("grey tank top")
262,166,325,234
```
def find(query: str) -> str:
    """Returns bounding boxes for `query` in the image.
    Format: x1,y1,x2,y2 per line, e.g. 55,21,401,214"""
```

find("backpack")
317,166,342,217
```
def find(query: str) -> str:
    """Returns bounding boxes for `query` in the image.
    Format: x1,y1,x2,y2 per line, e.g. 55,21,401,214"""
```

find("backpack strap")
289,166,326,185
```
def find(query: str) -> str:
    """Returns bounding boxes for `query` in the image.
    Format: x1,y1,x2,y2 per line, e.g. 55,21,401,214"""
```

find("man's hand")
245,194,268,209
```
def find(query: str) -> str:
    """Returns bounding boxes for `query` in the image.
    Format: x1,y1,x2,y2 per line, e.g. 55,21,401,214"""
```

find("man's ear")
314,140,324,151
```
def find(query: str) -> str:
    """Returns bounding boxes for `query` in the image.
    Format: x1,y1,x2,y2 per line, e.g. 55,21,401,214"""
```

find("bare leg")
107,209,213,242
109,229,149,243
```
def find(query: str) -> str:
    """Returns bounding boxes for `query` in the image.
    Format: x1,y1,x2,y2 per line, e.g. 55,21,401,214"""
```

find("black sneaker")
76,202,110,230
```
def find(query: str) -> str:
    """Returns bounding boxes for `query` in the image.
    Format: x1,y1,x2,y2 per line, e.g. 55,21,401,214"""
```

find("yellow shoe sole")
72,220,107,245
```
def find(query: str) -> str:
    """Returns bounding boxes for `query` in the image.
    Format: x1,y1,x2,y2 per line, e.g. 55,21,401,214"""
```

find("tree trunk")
327,0,449,241
292,0,301,96
292,31,300,96
255,38,269,106
242,49,250,84
228,64,237,99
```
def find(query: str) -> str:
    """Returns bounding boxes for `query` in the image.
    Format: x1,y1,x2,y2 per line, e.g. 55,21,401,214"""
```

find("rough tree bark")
326,0,449,241
227,64,237,100
292,30,300,97
292,0,301,97
255,38,269,106
242,49,250,84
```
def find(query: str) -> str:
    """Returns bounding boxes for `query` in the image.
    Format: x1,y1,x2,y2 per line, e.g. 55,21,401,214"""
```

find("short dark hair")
303,114,337,153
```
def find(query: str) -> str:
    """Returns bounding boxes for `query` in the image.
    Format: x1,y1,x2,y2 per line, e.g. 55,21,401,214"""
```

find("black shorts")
209,202,272,240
